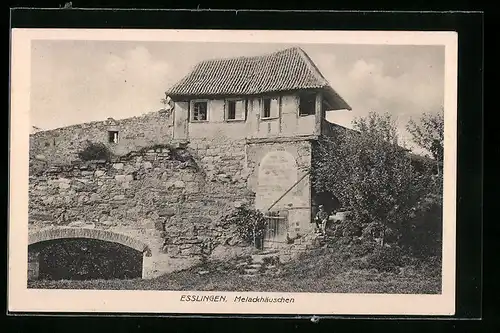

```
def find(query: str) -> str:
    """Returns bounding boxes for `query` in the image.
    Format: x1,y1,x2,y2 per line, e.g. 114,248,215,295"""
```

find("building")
164,46,352,245
28,47,352,259
166,46,351,142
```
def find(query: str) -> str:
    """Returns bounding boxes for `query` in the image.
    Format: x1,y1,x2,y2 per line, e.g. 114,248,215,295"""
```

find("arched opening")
29,238,144,281
311,190,342,220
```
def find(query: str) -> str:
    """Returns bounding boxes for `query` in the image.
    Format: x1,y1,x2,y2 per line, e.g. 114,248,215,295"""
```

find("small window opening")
299,92,316,116
108,131,119,144
226,99,246,121
227,100,236,120
262,98,271,118
192,101,208,121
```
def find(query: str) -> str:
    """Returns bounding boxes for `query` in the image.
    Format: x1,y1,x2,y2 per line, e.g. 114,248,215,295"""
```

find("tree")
312,112,432,246
406,108,444,163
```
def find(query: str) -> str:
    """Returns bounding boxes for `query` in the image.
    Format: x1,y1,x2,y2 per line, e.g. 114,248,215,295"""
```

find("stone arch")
28,228,151,256
255,150,299,211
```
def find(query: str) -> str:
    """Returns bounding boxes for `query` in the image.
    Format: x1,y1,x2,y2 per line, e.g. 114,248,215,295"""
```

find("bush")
220,205,267,247
78,142,112,161
333,218,362,237
349,239,378,257
350,257,370,270
366,245,405,273
416,255,442,278
262,256,280,267
399,192,443,258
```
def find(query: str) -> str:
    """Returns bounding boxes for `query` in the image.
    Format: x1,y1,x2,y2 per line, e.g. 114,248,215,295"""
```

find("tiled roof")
165,47,351,111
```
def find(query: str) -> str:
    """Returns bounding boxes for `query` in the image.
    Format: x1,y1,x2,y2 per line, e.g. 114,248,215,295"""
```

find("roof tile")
166,47,351,111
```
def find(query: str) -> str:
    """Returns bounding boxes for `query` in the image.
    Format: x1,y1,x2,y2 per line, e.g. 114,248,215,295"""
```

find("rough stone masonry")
29,141,258,278
29,108,319,279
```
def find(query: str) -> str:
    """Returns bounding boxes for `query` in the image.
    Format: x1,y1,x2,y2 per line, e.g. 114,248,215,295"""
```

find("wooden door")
263,211,288,249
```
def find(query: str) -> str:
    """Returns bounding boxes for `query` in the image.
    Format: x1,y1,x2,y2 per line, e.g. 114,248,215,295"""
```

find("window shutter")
270,97,280,118
235,100,246,120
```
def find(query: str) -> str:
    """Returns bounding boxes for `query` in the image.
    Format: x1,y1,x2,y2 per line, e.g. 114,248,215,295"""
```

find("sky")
30,40,445,152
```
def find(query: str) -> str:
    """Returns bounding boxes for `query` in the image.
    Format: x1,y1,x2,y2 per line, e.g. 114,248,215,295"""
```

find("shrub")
220,205,267,247
399,191,443,258
333,218,363,238
350,257,370,270
349,240,378,258
78,141,112,161
262,256,280,267
416,255,442,278
366,245,405,273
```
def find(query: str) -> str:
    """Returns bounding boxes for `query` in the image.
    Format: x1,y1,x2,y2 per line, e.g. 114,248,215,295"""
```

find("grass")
28,248,441,294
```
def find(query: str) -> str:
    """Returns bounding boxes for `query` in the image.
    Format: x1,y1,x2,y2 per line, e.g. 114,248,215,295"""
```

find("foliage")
78,141,112,161
221,205,267,247
312,112,434,246
406,108,444,163
262,255,280,267
349,239,379,257
331,217,363,238
399,191,443,258
34,239,142,280
365,246,406,273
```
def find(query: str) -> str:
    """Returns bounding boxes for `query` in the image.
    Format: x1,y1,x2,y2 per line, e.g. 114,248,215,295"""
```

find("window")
227,100,236,120
191,101,208,122
226,99,246,121
299,92,316,116
261,97,279,119
108,131,119,144
263,98,271,118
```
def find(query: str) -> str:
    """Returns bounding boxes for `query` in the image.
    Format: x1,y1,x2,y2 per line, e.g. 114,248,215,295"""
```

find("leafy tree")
312,112,433,246
406,108,444,163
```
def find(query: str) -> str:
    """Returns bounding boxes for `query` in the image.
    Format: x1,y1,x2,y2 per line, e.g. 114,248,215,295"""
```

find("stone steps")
239,251,281,277
243,268,260,274
259,249,280,255
238,233,328,277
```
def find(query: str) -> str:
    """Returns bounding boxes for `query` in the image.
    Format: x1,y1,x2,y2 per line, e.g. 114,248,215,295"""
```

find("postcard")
9,28,457,315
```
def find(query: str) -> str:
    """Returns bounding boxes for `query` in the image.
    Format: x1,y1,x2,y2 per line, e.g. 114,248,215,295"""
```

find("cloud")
31,45,171,129
104,46,169,81
318,54,444,154
347,58,443,115
92,47,171,120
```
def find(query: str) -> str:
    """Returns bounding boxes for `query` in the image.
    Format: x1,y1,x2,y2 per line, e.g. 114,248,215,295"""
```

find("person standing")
314,205,329,235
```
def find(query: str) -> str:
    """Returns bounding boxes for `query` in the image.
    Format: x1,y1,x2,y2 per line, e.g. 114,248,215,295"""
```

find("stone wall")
29,145,254,278
29,106,323,276
30,110,173,165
